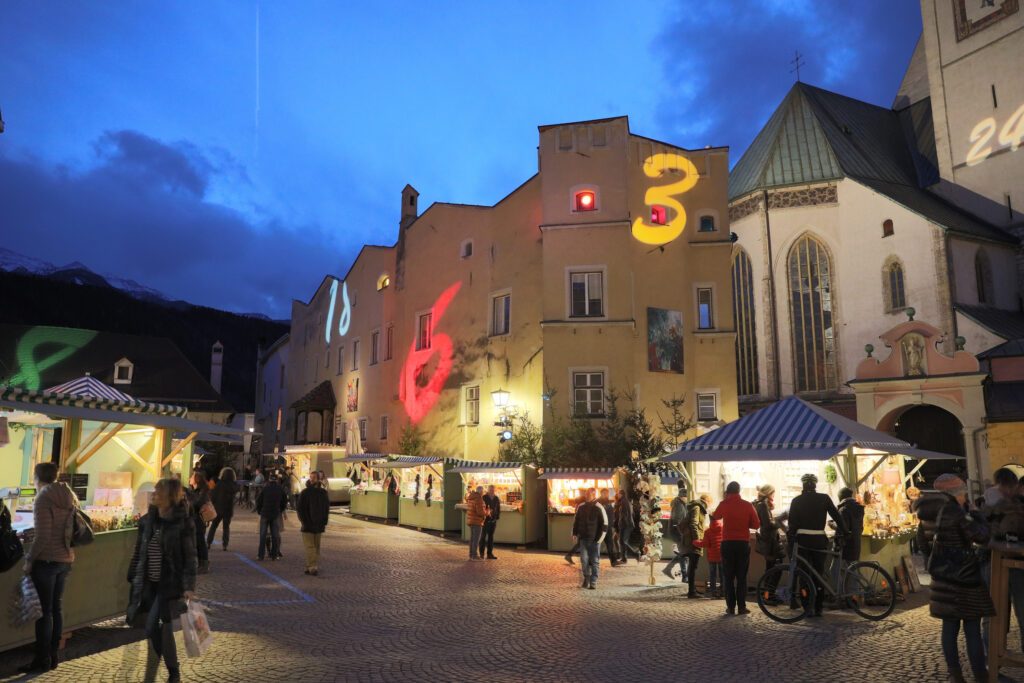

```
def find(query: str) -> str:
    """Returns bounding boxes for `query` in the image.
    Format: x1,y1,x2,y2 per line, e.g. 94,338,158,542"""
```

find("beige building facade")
285,117,737,461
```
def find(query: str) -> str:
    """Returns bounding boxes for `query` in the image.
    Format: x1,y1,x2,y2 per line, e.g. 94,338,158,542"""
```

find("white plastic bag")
10,575,42,627
181,599,214,657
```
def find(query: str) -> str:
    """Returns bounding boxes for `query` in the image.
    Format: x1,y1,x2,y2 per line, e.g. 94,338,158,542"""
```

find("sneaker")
738,606,751,615
587,583,596,590
564,553,575,566
581,579,590,589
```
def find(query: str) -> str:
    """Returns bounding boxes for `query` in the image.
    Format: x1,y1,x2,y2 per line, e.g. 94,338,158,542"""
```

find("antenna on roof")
789,50,806,82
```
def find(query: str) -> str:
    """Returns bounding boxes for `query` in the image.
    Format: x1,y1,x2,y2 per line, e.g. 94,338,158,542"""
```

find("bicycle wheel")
757,564,817,624
846,561,896,621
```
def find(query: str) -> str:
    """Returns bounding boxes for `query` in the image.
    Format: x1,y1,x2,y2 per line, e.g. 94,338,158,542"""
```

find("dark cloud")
1,131,357,317
652,1,921,160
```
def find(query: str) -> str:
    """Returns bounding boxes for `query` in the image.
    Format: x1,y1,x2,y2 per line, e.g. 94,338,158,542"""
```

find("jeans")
942,618,986,676
301,532,322,571
665,550,689,580
708,562,722,594
207,515,231,549
721,540,750,611
143,581,178,674
479,519,497,557
580,540,600,585
797,536,828,615
30,560,71,663
195,520,208,563
469,524,483,558
685,553,701,594
617,526,636,561
258,515,283,559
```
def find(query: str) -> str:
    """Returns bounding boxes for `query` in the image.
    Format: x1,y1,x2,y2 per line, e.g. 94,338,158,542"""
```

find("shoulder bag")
927,504,982,585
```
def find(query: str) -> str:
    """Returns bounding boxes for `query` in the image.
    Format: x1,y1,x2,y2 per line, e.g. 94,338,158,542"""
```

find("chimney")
400,184,419,230
210,341,224,394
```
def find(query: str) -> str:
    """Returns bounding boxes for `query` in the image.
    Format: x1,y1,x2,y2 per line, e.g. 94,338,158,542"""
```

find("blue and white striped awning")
445,458,526,474
663,396,960,462
538,467,618,480
47,376,134,403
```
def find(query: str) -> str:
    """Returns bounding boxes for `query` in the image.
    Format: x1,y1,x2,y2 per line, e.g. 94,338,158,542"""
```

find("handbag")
10,575,42,627
70,508,94,547
0,506,24,573
927,504,983,585
181,599,214,657
199,501,217,524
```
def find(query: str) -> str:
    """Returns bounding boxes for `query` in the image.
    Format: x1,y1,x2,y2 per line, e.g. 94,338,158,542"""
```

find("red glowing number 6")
400,282,462,423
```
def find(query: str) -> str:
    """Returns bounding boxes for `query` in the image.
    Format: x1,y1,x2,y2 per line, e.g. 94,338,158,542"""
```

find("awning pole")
831,455,851,488
904,459,928,487
856,455,888,489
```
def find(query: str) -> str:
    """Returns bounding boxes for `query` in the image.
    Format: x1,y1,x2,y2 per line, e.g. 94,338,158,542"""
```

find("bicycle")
756,534,896,623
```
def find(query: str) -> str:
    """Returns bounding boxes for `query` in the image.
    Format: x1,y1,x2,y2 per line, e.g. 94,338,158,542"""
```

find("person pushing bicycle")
787,473,847,617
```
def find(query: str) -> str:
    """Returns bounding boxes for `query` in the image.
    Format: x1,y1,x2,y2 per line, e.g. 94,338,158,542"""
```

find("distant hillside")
0,270,288,413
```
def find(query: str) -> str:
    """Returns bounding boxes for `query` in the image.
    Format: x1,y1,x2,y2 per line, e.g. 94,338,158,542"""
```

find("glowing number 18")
631,153,699,246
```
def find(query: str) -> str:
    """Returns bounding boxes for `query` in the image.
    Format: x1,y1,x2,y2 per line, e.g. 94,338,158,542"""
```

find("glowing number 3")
400,282,462,424
631,153,699,246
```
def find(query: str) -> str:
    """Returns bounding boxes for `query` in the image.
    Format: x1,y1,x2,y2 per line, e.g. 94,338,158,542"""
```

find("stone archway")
879,404,967,487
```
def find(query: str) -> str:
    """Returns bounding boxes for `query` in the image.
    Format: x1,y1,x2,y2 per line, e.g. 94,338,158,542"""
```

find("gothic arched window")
731,248,760,396
883,258,906,312
788,235,837,393
975,248,994,305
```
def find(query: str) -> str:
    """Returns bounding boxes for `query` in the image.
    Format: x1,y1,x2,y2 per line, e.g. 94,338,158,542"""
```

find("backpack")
0,505,25,572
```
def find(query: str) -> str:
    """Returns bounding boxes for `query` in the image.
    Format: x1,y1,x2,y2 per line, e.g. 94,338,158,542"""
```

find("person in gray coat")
613,489,638,564
662,482,688,580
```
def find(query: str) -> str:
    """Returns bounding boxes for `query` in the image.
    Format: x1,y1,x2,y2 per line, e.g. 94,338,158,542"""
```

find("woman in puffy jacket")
914,474,996,683
207,467,238,552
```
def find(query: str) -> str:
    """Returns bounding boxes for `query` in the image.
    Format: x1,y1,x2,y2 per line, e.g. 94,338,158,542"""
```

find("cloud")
1,130,357,318
652,1,921,160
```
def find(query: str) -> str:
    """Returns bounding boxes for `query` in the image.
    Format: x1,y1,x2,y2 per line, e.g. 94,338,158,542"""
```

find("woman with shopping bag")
126,478,197,683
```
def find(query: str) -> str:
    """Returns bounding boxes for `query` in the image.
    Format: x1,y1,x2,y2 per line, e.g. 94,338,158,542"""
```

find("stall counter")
399,497,459,532
350,489,399,520
547,513,576,552
458,504,536,546
1,528,137,653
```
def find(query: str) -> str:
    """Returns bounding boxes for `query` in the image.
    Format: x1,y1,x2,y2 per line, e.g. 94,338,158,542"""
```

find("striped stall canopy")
46,376,134,403
445,458,525,474
333,453,389,464
1,383,187,418
663,395,959,462
538,467,618,480
386,455,443,469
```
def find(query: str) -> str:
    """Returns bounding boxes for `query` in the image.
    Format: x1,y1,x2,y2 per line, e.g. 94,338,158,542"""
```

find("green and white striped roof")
0,383,187,417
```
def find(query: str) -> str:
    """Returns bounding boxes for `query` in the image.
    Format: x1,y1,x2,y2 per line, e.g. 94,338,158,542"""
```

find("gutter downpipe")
764,189,783,399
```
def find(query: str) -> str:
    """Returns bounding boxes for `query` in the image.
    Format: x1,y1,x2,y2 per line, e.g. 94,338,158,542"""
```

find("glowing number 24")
966,103,1024,167
631,153,699,246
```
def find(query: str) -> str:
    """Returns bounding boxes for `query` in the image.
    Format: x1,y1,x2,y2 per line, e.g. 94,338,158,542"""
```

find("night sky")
0,2,922,319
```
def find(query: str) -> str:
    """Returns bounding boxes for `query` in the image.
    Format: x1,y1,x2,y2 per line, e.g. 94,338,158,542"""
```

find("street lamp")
490,388,510,409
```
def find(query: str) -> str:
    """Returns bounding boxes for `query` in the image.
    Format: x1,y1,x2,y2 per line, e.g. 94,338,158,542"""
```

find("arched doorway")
887,405,966,488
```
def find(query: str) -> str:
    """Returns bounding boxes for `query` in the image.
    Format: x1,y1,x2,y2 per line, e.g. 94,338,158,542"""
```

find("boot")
564,552,575,566
581,578,590,589
946,667,966,683
198,559,210,574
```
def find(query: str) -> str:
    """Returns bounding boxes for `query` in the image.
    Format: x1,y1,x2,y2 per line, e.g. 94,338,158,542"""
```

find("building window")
574,190,597,212
338,420,347,444
337,346,344,375
788,234,837,393
573,371,605,417
651,205,667,225
370,330,380,365
884,259,907,312
324,349,330,368
882,219,894,237
491,294,511,336
351,340,360,371
461,240,474,259
699,215,716,232
697,287,714,329
417,312,433,350
113,358,134,384
570,271,604,317
358,418,368,442
976,248,994,305
385,325,394,360
697,393,718,421
380,415,389,441
465,386,480,425
732,249,760,397
377,274,391,291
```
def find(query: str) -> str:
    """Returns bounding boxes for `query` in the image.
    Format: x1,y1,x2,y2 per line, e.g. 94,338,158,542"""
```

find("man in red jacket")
711,481,760,615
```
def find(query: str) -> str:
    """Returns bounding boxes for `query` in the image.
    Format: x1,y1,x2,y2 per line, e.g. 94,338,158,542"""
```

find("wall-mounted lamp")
491,388,510,409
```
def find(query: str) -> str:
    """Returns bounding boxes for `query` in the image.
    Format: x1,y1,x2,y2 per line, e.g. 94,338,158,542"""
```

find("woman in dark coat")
207,467,238,551
127,478,197,683
914,474,994,683
188,470,211,574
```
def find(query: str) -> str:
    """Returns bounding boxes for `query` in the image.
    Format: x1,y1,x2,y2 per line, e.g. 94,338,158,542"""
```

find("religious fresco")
632,152,699,246
646,307,683,374
346,377,359,412
399,282,461,424
953,0,1018,41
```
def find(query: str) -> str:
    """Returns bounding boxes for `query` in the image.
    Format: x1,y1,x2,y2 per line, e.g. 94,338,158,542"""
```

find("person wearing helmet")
787,473,846,617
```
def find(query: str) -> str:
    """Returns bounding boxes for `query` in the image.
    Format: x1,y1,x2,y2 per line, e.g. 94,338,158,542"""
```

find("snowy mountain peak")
0,247,171,303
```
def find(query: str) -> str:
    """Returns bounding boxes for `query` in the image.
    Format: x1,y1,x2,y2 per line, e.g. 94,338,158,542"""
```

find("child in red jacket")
704,516,724,599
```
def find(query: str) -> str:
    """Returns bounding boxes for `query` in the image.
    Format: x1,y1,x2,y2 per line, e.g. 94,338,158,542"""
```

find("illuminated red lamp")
575,190,596,211
651,205,667,225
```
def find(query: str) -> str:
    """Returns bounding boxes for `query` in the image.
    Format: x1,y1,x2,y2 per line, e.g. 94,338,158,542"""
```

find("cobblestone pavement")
3,510,1024,683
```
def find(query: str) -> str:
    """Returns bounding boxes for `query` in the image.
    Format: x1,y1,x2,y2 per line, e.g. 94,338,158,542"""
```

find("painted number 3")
632,152,699,246
966,102,1024,167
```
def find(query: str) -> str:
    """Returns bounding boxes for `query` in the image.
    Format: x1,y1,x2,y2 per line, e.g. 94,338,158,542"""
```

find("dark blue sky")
0,1,922,318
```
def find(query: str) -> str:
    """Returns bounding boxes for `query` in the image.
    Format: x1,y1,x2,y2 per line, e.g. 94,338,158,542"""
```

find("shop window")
417,312,432,350
732,249,760,397
788,234,837,393
113,358,134,384
882,219,894,237
573,371,605,417
569,271,604,317
697,287,714,329
351,339,360,371
697,393,718,421
491,294,511,336
465,386,480,425
574,190,597,212
370,330,380,365
699,215,716,232
380,415,389,441
651,205,667,225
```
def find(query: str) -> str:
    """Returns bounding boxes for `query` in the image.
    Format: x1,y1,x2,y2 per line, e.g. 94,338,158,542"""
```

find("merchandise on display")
462,471,522,510
547,478,614,513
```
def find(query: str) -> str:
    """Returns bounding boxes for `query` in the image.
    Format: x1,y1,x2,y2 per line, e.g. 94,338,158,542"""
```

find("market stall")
663,395,960,575
449,459,544,547
344,454,399,520
391,456,461,533
539,468,620,552
0,380,244,653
